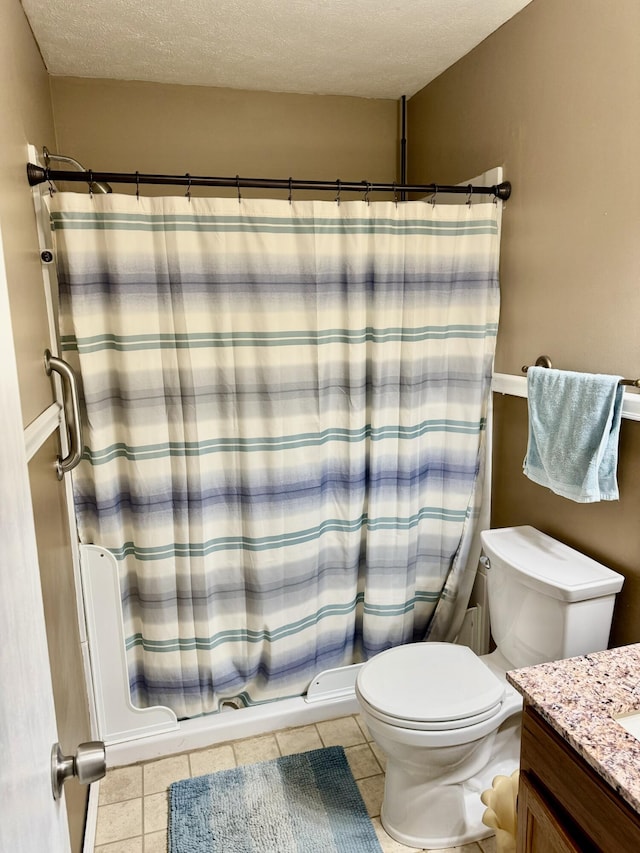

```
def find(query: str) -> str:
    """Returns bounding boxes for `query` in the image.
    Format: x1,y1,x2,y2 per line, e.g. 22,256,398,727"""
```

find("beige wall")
33,0,640,681
408,0,640,646
50,77,398,197
0,0,57,425
1,2,90,848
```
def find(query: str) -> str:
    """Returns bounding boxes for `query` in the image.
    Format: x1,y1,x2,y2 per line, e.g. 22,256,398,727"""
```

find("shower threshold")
107,668,361,767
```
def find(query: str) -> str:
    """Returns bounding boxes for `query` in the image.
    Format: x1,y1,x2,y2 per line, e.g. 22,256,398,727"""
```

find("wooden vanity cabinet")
517,703,640,853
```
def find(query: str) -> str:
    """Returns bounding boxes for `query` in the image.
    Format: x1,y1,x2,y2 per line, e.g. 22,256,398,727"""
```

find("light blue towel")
523,367,624,502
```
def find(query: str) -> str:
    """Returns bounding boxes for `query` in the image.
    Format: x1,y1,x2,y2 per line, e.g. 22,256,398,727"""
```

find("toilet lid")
356,643,505,725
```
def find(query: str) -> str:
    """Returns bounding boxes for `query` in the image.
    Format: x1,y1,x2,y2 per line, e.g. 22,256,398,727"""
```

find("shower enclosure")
33,162,503,763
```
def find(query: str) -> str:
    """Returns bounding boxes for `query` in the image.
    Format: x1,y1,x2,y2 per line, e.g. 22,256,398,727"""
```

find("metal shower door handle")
44,349,83,479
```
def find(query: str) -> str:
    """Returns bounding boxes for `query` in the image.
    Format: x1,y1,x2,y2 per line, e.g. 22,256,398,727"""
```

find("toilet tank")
480,526,624,669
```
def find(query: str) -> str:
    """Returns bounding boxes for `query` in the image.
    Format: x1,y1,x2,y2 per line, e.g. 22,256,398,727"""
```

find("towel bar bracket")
521,355,553,372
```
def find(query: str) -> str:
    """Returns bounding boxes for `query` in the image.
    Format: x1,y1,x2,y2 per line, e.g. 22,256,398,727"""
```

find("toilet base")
375,714,521,849
380,757,518,849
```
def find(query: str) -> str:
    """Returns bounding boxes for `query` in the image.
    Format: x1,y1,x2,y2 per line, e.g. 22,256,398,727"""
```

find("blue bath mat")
168,745,383,852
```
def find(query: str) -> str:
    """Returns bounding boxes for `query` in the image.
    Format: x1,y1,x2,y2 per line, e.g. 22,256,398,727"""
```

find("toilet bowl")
355,526,624,849
357,643,522,848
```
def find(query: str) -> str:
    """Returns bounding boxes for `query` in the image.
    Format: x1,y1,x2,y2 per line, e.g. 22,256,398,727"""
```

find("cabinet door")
517,772,591,853
519,705,640,852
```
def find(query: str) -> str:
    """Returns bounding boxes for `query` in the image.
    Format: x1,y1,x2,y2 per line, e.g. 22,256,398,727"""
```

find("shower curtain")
51,193,500,719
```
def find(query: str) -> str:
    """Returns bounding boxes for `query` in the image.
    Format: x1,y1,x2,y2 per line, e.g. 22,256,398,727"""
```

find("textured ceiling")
21,0,533,99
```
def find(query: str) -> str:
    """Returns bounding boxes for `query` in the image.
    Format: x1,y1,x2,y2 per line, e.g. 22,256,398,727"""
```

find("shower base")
81,544,362,767
107,678,361,767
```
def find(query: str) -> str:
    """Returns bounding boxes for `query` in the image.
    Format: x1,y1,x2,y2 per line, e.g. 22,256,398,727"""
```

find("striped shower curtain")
51,194,500,719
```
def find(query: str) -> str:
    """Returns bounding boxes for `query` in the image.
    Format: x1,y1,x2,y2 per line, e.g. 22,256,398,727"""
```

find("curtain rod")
26,163,512,200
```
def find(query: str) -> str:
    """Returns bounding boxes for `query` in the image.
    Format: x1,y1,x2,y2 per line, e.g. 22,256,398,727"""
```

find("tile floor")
94,713,498,853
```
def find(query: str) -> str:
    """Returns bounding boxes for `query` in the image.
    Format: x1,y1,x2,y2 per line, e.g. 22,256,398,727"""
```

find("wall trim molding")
24,402,62,462
492,373,640,422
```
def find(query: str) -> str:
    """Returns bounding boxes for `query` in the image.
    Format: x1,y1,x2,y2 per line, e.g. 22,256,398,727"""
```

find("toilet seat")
356,642,506,731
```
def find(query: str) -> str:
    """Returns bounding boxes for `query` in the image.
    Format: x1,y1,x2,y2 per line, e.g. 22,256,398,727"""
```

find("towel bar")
491,373,640,421
521,356,640,388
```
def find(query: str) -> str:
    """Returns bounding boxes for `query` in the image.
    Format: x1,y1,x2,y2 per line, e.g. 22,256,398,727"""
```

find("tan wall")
0,0,57,425
50,77,398,197
408,0,640,646
1,3,90,848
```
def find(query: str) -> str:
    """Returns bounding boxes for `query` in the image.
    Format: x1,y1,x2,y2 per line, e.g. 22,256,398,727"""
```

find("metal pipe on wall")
400,94,407,202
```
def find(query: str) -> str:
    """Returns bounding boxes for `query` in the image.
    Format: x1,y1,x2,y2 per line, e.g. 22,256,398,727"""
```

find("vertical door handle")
44,349,83,479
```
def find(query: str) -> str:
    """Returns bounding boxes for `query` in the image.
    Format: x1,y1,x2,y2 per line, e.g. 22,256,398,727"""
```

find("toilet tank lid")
480,526,624,602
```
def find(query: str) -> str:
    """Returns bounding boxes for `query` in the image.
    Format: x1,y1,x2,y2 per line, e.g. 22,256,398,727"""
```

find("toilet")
355,525,624,849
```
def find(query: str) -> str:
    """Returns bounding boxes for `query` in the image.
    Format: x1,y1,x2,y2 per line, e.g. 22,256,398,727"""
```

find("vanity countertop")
507,643,640,815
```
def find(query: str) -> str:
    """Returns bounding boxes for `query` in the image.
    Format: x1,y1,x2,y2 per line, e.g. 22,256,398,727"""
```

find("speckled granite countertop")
507,644,640,815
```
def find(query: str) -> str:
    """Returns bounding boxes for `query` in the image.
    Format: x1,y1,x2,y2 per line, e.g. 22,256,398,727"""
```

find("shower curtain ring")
431,184,438,206
135,171,140,201
288,177,293,205
88,170,93,199
466,184,473,206
185,173,192,203
335,179,341,207
392,182,398,207
363,181,370,205
236,175,242,204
